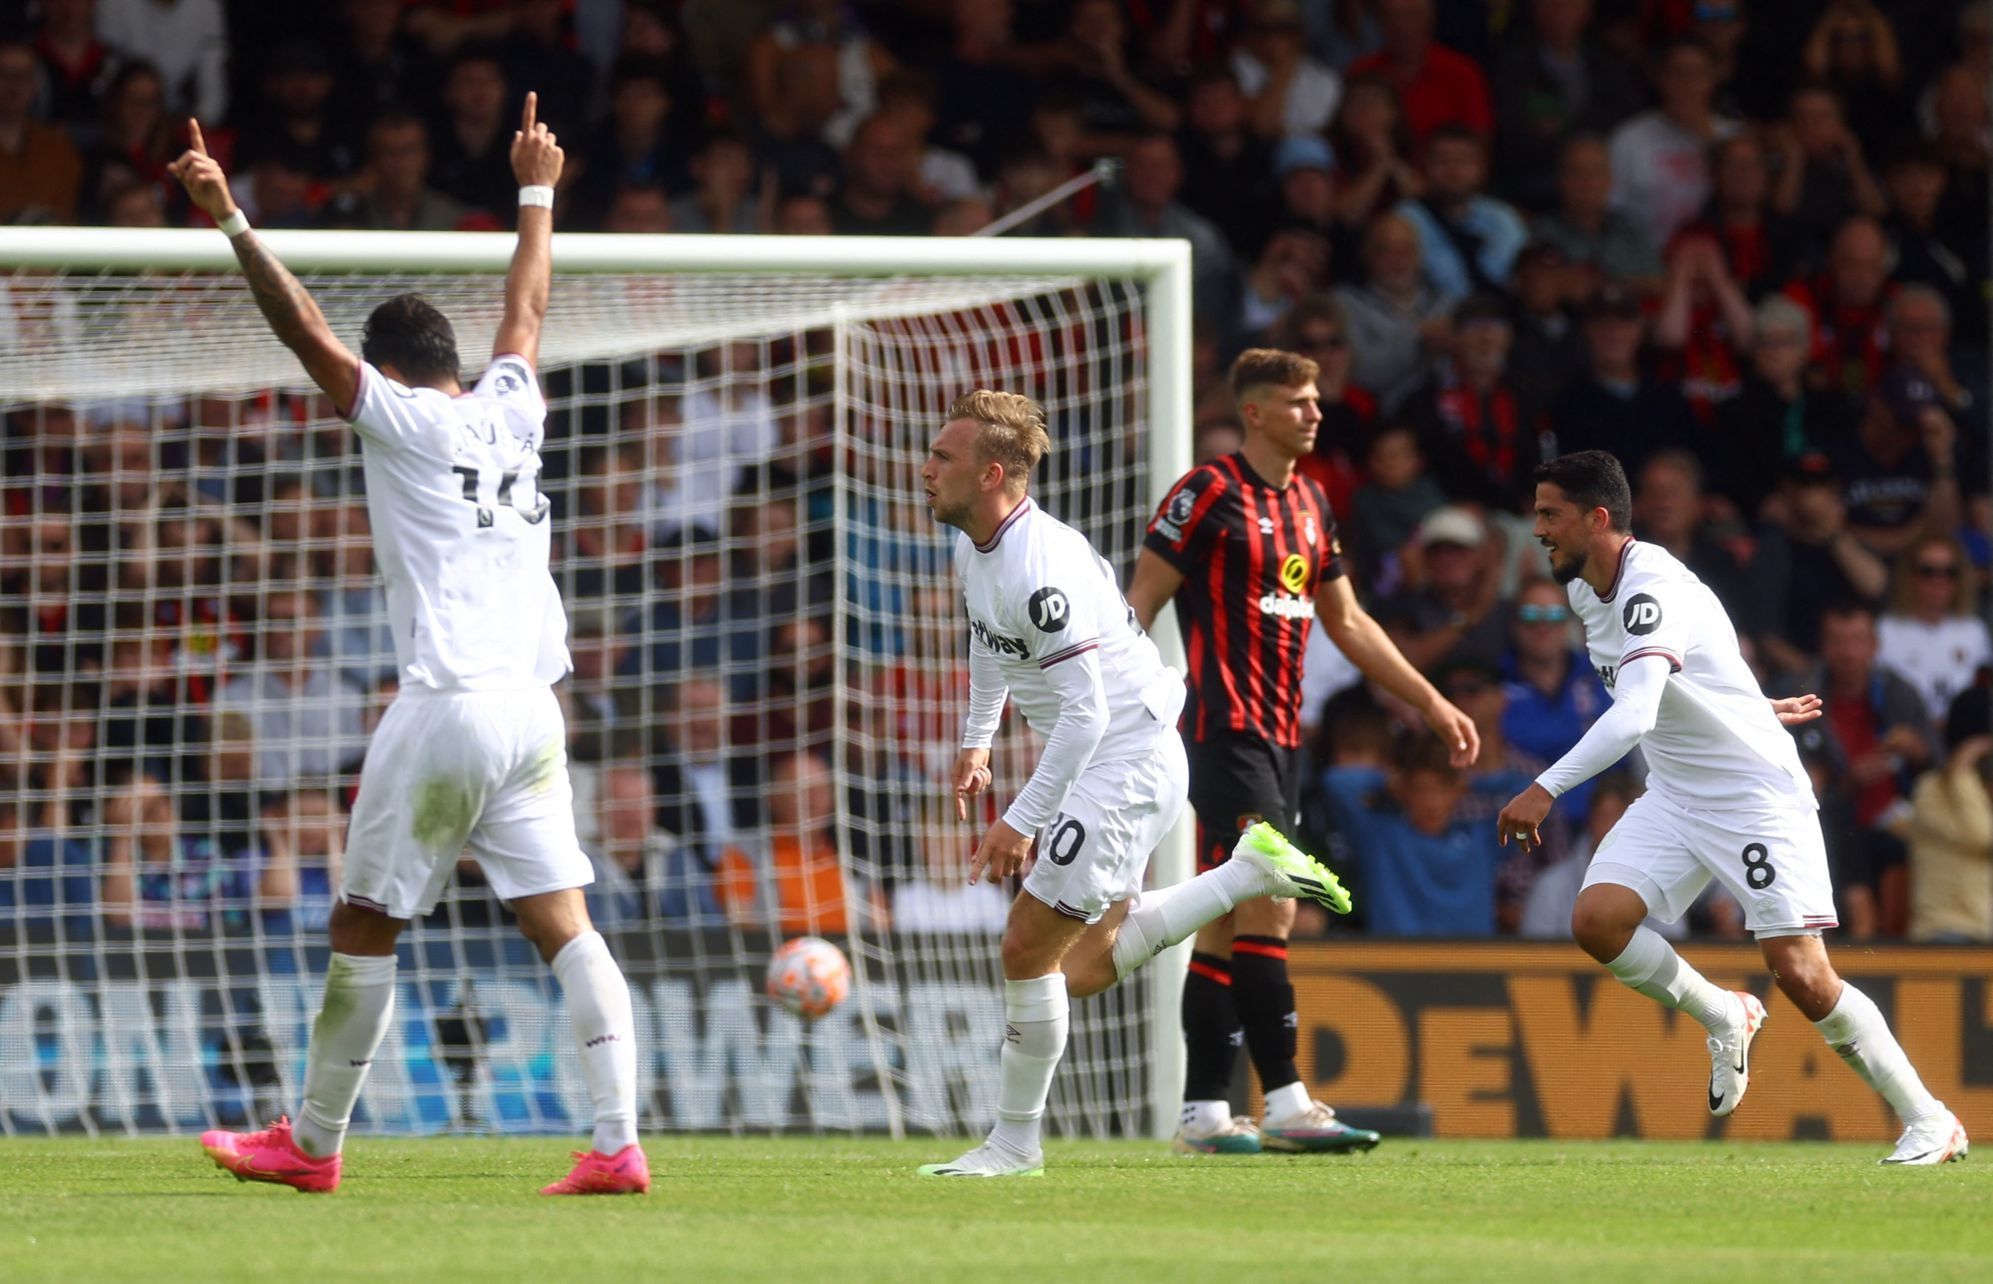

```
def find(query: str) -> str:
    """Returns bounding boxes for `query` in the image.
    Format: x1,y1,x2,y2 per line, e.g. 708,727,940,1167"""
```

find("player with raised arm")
1124,348,1480,1156
915,391,1353,1179
174,96,651,1195
1497,451,1966,1165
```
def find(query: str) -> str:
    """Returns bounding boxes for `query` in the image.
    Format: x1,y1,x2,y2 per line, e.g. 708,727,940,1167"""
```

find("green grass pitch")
1,1136,1987,1283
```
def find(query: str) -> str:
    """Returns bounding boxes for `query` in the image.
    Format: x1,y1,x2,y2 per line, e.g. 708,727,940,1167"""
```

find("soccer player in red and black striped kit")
1127,348,1480,1154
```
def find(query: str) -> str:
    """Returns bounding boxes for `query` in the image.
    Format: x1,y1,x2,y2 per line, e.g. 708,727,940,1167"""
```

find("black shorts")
1185,731,1301,874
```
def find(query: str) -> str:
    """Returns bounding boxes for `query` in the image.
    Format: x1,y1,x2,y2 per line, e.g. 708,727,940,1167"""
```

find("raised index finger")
188,118,208,156
521,91,537,133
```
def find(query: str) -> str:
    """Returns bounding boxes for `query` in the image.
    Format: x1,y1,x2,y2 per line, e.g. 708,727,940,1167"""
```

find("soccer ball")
764,936,851,1020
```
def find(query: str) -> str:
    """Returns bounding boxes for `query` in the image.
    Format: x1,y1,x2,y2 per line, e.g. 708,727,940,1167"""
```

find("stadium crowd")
2,0,1991,945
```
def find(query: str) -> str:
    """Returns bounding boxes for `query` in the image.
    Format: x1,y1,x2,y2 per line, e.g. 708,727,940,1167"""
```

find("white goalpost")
0,230,1192,1142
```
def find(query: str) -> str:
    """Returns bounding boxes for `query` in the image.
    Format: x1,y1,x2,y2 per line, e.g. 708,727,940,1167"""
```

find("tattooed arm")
169,120,361,414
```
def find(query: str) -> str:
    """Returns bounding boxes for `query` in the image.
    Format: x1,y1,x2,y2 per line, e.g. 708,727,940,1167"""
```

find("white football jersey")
347,354,569,691
956,497,1183,770
1570,539,1812,810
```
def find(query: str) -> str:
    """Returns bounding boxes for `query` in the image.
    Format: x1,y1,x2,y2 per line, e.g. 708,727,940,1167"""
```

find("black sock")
1229,935,1300,1093
1181,952,1242,1104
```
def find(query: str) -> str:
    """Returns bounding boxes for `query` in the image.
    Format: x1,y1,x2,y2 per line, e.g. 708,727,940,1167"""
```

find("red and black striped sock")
1181,952,1241,1103
1229,935,1300,1093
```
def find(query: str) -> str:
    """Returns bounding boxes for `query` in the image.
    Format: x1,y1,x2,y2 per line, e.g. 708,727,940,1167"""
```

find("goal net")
0,231,1191,1141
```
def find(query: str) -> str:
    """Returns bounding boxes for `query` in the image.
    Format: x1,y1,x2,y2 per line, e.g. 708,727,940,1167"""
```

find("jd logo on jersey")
1278,553,1309,596
1028,586,1070,632
1623,593,1662,635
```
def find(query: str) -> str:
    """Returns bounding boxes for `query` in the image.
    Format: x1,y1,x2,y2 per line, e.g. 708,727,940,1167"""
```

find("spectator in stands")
239,42,352,180
1547,286,1697,479
1039,0,1180,153
1094,131,1233,325
1434,658,1561,931
875,69,978,206
30,0,118,133
1769,84,1887,262
100,770,250,932
333,112,474,231
500,0,594,138
1710,296,1842,522
1506,240,1586,409
1751,453,1890,677
1519,773,1677,939
104,178,165,227
773,191,832,234
249,784,343,935
1805,598,1940,832
0,792,96,928
1884,145,1984,343
1799,0,1907,162
573,57,684,227
1230,0,1341,140
213,589,369,796
1491,0,1641,212
602,183,671,232
664,132,756,234
890,796,1008,935
313,499,395,689
1632,449,1753,619
1332,210,1448,413
329,0,438,125
1532,133,1659,295
717,748,878,935
0,39,83,224
1785,215,1895,405
1500,580,1608,781
1320,733,1498,936
1379,505,1509,673
1345,0,1491,145
1267,133,1337,250
679,342,782,506
563,440,653,602
1326,72,1422,248
1396,125,1527,300
1886,286,1988,449
931,0,1033,181
652,672,759,864
562,601,638,769
1276,295,1373,516
1652,233,1755,420
1834,367,1963,558
752,44,845,204
1348,423,1442,591
829,113,929,236
1175,66,1276,255
1608,39,1738,248
633,527,764,704
1926,64,1991,257
587,758,718,929
430,45,516,220
1411,293,1540,512
95,0,226,123
1677,132,1801,303
1896,688,1993,942
743,0,895,151
1235,223,1327,349
1879,535,1991,726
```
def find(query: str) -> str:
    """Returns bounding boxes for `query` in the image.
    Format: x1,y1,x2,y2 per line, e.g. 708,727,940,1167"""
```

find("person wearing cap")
1395,124,1528,300
1749,452,1889,677
1378,504,1510,673
1231,0,1342,139
1545,285,1697,481
1403,292,1542,511
1832,365,1964,558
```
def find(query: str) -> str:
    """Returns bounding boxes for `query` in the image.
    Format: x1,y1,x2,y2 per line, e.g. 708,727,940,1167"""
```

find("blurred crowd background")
2,0,1990,946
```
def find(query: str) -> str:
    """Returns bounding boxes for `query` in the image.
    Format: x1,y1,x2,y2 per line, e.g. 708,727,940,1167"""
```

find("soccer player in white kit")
915,391,1353,1178
1497,451,1967,1165
172,97,649,1195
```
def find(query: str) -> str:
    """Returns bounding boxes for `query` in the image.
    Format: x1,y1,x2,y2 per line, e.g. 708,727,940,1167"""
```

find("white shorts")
343,686,593,919
1022,734,1189,925
1579,791,1838,939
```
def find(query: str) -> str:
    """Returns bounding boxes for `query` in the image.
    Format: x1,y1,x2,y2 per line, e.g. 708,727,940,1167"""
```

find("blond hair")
946,389,1051,494
1229,348,1320,406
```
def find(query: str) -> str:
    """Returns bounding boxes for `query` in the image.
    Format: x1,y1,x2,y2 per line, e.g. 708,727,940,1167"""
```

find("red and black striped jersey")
1143,453,1344,748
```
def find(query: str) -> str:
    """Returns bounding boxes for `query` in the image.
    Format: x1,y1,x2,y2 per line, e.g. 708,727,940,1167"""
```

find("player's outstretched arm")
169,120,359,414
493,91,564,370
1314,575,1480,765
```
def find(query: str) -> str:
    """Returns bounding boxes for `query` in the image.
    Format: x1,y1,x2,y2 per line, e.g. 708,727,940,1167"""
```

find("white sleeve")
344,361,428,451
961,631,1007,750
1002,645,1109,832
475,353,547,421
1535,652,1669,799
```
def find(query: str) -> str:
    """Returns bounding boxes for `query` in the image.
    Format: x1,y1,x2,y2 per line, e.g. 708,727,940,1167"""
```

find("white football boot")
1171,1114,1262,1155
917,1140,1045,1178
1706,991,1767,1117
1881,1110,1969,1166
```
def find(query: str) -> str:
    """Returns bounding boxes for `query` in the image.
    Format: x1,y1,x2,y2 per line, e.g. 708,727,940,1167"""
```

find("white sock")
987,974,1067,1158
1263,1080,1311,1123
1180,1099,1229,1132
1604,926,1737,1031
1111,862,1269,982
552,931,640,1154
294,952,397,1158
1813,982,1944,1125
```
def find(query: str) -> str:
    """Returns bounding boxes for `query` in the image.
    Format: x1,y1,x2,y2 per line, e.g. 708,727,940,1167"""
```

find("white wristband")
519,185,554,209
216,209,249,238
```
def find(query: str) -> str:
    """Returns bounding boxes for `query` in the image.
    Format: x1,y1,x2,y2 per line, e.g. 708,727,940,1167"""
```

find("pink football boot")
540,1143,651,1195
200,1116,342,1193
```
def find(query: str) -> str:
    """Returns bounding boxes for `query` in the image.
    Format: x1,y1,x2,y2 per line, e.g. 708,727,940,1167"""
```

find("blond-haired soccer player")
1498,450,1966,1165
172,97,649,1195
916,390,1351,1178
